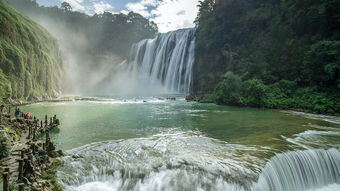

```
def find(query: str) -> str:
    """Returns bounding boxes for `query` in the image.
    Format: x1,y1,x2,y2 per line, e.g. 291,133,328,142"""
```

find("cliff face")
192,51,224,94
0,0,62,102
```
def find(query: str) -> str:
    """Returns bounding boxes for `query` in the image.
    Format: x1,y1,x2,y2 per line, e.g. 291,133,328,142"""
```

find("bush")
215,72,268,107
215,72,242,105
241,78,267,107
214,71,340,114
0,134,9,158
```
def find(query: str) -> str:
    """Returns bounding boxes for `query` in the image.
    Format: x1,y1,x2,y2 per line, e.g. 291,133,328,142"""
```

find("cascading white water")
58,131,340,191
128,28,195,94
253,148,340,191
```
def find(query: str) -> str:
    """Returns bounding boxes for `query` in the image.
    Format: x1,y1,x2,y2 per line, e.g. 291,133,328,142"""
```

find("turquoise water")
21,96,340,191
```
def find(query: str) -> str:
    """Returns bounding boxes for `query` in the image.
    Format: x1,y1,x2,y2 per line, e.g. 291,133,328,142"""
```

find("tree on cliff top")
61,1,72,12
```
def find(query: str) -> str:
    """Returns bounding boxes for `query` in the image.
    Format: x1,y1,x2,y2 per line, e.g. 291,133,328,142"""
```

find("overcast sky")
36,0,199,33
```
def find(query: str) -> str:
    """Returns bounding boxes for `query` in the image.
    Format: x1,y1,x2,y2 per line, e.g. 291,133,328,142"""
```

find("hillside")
8,0,158,58
0,0,62,102
7,0,158,93
193,0,340,114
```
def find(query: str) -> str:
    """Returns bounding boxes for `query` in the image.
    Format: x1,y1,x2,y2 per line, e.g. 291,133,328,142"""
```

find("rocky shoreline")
0,106,63,191
7,96,113,107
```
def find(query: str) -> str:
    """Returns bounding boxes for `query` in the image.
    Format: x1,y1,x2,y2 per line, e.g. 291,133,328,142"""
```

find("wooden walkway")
0,112,60,191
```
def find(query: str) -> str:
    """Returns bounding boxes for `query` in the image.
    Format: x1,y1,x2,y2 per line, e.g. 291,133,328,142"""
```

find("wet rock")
72,154,83,159
49,150,63,158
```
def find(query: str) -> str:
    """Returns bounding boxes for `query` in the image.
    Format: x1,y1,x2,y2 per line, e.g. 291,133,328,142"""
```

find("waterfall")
253,148,340,191
128,28,195,94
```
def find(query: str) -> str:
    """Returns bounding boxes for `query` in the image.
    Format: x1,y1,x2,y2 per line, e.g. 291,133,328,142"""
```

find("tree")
241,78,266,107
215,72,242,105
303,40,340,88
61,1,72,12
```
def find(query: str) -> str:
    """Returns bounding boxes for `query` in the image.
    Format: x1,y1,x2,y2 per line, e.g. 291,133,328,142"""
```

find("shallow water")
21,96,340,191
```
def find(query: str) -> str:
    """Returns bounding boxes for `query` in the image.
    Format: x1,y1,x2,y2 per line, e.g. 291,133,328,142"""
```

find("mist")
29,15,128,95
38,18,173,96
8,0,159,96
36,17,171,96
7,0,197,97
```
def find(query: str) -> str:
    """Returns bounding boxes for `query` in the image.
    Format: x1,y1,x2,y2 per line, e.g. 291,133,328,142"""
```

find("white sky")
39,0,200,33
134,0,200,33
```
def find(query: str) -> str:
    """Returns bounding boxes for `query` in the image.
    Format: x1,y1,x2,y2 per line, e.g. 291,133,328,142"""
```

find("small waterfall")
128,28,195,94
253,148,340,191
58,138,340,191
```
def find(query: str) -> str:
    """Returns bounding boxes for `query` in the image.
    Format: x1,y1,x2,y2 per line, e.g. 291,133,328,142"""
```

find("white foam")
282,111,340,125
71,181,117,191
307,184,340,191
58,132,264,191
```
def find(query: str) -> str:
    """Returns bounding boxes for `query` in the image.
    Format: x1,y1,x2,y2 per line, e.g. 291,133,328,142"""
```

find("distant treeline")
7,0,158,57
193,0,340,114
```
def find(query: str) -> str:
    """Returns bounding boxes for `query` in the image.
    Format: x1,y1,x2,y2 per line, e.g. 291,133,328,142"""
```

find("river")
21,95,340,191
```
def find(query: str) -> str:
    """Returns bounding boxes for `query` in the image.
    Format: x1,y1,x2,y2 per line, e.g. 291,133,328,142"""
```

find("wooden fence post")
27,126,32,139
2,172,9,191
44,115,48,127
18,183,25,191
32,126,36,141
18,158,24,181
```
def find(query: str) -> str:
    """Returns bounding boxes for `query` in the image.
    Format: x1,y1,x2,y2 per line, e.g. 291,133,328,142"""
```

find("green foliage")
215,72,339,114
0,133,9,158
39,159,63,191
215,72,266,107
0,0,62,100
303,40,340,87
0,69,11,98
9,183,19,191
241,78,266,107
195,0,340,114
198,94,216,103
215,72,242,105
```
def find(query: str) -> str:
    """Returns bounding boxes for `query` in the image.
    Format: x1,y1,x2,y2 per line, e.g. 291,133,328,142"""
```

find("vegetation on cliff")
8,0,158,58
0,133,9,158
0,0,62,101
194,0,340,114
7,0,158,93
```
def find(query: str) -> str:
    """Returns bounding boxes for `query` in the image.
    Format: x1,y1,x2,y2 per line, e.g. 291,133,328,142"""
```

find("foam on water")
58,132,264,191
307,184,340,191
285,126,340,149
282,111,340,125
57,131,340,191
